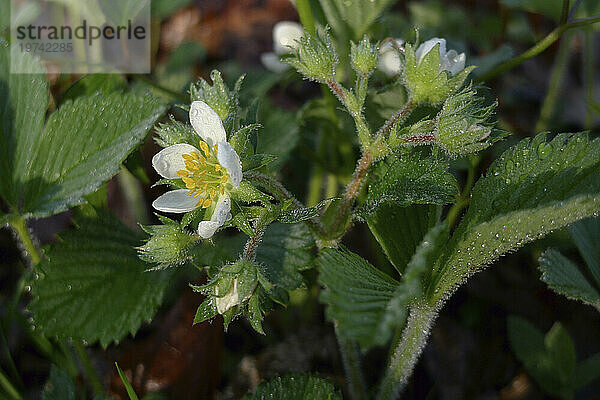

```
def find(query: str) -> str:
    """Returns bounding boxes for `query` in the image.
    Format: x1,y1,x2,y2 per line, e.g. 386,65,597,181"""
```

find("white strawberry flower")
415,37,466,76
260,21,304,73
378,38,404,77
151,101,242,238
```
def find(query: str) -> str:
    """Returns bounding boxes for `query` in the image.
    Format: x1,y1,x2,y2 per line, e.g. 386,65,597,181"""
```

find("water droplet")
537,142,550,159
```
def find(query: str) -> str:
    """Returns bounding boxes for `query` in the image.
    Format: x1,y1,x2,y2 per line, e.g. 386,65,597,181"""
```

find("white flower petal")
152,189,198,213
189,101,227,147
216,279,239,314
197,221,221,239
442,50,466,76
261,52,290,73
152,143,199,179
211,195,231,225
197,195,231,238
415,37,446,65
273,21,303,55
378,50,402,77
216,142,242,188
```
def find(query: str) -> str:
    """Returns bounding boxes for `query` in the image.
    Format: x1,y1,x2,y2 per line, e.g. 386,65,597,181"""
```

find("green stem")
118,166,149,226
376,302,437,400
0,322,23,390
8,216,41,265
446,157,477,228
334,323,367,400
476,15,600,82
0,366,22,400
327,80,372,148
535,31,573,132
560,0,570,25
582,27,595,129
73,340,105,396
295,0,316,35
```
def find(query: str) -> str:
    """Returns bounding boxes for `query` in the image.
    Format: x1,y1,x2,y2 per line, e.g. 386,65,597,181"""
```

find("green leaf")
569,217,600,288
319,247,400,349
429,133,600,302
545,323,576,386
0,44,48,210
507,316,576,399
61,74,127,103
42,366,76,400
115,363,140,400
367,204,439,274
319,224,447,351
243,373,342,400
21,92,165,217
319,0,395,40
539,249,600,311
256,223,314,291
360,151,458,216
29,212,170,347
256,103,300,171
574,353,600,389
500,0,563,22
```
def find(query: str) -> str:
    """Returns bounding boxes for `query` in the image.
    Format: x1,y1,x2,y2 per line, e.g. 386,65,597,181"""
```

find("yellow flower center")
176,142,229,208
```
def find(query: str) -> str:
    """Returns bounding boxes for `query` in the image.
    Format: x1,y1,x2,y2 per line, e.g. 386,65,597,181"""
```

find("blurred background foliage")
1,0,599,399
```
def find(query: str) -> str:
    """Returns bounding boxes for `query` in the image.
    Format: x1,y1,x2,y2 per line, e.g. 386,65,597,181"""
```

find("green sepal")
230,181,273,204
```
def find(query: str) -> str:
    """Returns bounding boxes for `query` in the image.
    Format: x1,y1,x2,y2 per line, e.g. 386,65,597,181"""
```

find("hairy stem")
377,302,437,400
327,150,373,239
334,323,368,400
476,15,600,82
243,171,327,237
73,340,105,396
327,80,372,148
8,216,41,265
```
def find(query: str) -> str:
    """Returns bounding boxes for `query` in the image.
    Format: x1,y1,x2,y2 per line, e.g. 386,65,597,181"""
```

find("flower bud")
403,38,474,104
377,38,404,77
138,219,198,269
190,70,235,121
351,36,378,77
435,87,496,156
213,260,258,314
284,27,338,83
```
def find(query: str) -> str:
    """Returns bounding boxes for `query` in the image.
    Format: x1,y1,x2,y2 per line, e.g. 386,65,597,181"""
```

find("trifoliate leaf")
539,249,600,311
569,217,600,288
319,0,395,40
538,216,600,312
367,204,439,274
319,247,400,349
319,224,448,350
15,88,166,218
507,317,576,399
429,133,600,302
42,366,76,400
29,212,170,347
0,44,48,210
359,150,458,216
256,223,314,291
243,373,342,400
